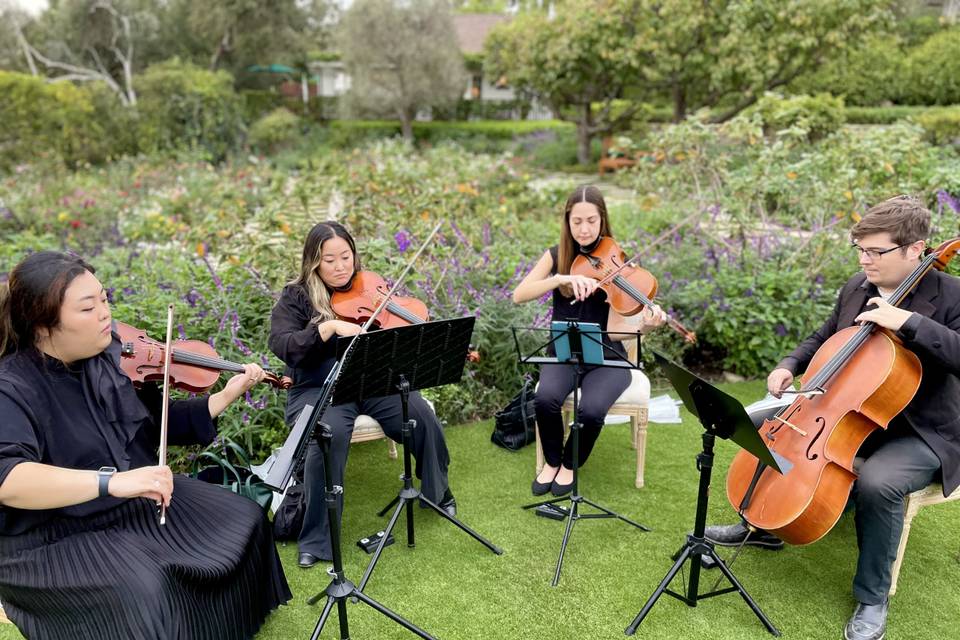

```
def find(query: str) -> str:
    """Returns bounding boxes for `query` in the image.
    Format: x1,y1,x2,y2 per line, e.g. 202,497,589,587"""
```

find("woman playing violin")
268,221,456,569
513,185,666,496
0,251,290,639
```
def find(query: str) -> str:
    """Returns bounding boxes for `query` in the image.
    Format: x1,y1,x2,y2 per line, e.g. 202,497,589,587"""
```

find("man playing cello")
706,195,960,640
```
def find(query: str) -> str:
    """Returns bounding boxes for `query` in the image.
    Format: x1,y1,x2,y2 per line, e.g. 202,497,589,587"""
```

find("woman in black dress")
0,251,291,639
512,185,666,496
269,221,455,569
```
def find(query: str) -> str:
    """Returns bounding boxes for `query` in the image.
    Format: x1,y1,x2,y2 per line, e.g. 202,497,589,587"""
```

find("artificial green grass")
2,381,958,639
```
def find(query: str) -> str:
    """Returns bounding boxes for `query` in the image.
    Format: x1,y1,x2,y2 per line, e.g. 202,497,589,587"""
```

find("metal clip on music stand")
625,351,791,637
515,321,651,587
328,317,503,595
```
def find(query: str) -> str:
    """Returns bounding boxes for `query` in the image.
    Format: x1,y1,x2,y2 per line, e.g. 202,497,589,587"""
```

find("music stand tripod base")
518,322,651,587
625,352,782,637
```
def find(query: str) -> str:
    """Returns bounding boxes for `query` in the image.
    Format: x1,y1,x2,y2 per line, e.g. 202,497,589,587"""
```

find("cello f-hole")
805,417,827,461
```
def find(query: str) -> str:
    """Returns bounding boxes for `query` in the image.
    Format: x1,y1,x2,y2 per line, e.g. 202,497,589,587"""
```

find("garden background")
2,0,960,638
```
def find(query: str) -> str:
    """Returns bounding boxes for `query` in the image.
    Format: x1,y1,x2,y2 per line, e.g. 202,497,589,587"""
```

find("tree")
486,0,889,163
337,0,467,142
629,0,890,123
485,0,648,164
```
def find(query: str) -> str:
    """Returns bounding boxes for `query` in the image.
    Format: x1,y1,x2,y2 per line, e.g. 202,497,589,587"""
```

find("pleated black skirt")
0,476,291,640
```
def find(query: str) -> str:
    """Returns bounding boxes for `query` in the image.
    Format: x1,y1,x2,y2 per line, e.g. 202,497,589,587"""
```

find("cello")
725,237,960,546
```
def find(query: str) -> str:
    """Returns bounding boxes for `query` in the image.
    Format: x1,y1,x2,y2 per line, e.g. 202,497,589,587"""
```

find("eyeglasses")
851,243,908,260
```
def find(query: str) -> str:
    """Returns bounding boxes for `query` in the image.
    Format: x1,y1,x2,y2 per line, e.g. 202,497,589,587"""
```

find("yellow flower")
674,152,686,162
217,229,230,238
851,211,862,222
228,255,240,266
455,183,479,197
421,210,431,221
57,211,69,222
196,242,206,257
280,222,291,235
786,171,798,180
883,162,895,174
844,190,854,201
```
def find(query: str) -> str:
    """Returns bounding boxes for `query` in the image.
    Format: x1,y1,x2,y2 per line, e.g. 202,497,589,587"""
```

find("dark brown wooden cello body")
725,238,960,546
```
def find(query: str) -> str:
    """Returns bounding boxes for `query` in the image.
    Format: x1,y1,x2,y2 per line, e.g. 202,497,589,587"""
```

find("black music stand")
515,321,650,587
327,318,502,594
302,417,435,640
624,351,790,637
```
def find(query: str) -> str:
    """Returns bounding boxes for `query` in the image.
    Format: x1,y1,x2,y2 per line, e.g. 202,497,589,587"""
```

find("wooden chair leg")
535,421,545,475
387,439,397,460
890,500,920,597
635,409,649,489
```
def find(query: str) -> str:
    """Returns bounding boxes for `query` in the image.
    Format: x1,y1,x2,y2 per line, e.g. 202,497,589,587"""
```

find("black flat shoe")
550,478,574,496
532,468,559,496
298,552,323,569
437,489,457,517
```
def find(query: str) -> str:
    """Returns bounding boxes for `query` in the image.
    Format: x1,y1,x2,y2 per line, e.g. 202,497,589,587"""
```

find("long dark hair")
556,185,614,296
292,221,361,322
0,251,95,357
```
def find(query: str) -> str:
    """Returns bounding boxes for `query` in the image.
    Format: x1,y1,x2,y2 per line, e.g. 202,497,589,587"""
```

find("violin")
116,321,290,393
570,236,697,344
331,271,429,329
329,271,480,362
725,237,960,545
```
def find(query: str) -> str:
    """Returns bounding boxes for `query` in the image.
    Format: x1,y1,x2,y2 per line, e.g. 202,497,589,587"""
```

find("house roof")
452,14,509,55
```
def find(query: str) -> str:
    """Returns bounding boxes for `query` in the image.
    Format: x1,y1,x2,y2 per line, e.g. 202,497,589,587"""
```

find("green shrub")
0,71,105,170
902,28,960,105
915,107,960,146
789,36,904,107
748,93,846,142
844,105,939,124
240,89,285,122
248,108,303,153
134,59,244,161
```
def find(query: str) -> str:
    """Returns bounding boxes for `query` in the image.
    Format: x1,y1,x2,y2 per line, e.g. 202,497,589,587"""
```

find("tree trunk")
672,83,687,123
576,102,592,165
399,111,414,143
945,0,960,23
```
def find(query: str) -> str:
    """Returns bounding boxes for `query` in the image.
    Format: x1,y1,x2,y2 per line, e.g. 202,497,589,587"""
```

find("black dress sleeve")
0,390,42,487
135,384,217,447
269,284,336,368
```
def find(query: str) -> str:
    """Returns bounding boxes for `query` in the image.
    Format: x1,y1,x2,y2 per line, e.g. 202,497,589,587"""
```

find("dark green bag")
190,440,273,511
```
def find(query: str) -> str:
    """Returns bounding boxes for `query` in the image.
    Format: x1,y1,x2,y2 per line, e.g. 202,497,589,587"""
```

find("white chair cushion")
354,398,436,431
562,369,650,407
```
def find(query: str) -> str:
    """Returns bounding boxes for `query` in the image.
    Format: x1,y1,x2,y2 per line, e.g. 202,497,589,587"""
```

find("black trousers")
285,388,450,560
534,362,631,469
852,429,940,604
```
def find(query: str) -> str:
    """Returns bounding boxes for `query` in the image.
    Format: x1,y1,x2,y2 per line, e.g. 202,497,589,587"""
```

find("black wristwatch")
97,466,117,498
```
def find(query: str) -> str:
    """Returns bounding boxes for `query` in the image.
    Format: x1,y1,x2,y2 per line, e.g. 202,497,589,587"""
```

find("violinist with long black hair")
512,185,666,496
706,196,960,640
0,251,290,640
268,221,456,569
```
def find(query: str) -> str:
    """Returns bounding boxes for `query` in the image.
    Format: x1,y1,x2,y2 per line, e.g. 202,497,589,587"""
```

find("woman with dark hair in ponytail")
0,251,290,640
512,185,667,495
269,221,456,569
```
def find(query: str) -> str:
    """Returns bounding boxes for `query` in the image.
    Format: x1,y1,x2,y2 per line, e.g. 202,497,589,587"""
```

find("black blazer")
778,270,960,496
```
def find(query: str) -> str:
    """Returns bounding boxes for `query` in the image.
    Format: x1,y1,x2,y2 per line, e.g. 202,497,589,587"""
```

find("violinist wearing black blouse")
0,251,291,640
268,221,456,570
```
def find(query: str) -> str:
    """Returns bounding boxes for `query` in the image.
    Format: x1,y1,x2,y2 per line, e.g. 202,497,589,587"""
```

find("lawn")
2,381,958,639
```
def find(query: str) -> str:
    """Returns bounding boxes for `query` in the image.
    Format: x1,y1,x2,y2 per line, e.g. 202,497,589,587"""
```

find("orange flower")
786,171,798,180
196,242,206,257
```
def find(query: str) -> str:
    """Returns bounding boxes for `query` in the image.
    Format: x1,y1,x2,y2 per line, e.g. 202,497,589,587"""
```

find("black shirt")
268,283,339,389
0,337,217,535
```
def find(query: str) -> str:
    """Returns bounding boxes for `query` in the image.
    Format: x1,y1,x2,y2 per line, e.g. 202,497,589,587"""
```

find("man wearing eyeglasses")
704,195,960,640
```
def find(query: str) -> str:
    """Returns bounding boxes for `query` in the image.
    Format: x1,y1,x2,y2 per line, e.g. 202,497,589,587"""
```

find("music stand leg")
359,379,502,593
624,433,779,637
523,367,650,587
305,422,436,640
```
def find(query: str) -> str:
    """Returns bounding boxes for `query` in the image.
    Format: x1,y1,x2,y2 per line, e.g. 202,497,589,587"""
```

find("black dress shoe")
844,599,888,640
703,521,784,549
298,552,323,568
437,489,457,517
550,478,574,497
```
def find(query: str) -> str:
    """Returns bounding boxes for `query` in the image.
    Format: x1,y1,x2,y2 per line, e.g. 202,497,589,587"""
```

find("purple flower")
394,230,411,253
774,323,788,337
937,190,960,214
